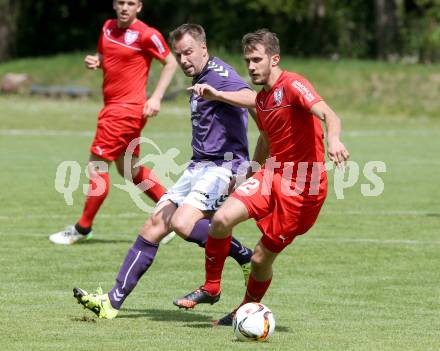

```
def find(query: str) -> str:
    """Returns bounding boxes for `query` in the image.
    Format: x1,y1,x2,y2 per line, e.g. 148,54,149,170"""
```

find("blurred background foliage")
0,0,439,63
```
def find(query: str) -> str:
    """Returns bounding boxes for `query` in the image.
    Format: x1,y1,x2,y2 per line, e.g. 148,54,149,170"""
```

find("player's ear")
271,54,280,67
201,42,208,55
137,1,143,13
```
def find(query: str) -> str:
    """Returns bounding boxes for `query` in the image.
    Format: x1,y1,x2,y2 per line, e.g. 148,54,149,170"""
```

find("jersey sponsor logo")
191,98,198,113
124,29,139,45
103,27,141,51
150,34,166,54
190,96,201,125
292,80,315,103
273,87,283,106
207,60,229,77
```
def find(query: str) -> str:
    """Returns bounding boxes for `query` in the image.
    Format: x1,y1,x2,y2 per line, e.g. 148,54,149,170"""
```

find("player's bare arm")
247,131,269,178
311,100,350,167
143,53,178,118
84,54,102,70
252,132,269,165
188,84,256,108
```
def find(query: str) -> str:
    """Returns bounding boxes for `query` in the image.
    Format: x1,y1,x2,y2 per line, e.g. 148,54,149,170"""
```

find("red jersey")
256,71,325,173
97,19,170,107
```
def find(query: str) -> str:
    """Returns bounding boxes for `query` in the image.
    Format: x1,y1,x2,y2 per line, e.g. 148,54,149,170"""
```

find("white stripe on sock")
122,250,142,290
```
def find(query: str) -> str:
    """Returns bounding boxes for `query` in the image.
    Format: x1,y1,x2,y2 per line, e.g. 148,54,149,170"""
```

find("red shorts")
90,104,147,161
232,168,327,253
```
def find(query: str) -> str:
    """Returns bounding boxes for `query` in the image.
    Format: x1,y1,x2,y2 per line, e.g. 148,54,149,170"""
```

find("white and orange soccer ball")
232,302,275,342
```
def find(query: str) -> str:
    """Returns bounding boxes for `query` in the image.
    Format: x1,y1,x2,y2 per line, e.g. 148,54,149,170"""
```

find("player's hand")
84,55,100,70
144,96,161,118
187,83,220,100
327,137,349,169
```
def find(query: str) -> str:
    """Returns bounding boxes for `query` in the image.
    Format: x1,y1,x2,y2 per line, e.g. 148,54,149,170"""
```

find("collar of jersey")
192,56,215,85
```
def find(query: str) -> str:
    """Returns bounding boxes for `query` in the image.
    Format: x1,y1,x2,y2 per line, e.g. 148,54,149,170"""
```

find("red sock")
203,235,232,295
241,273,272,305
77,172,110,228
132,166,165,202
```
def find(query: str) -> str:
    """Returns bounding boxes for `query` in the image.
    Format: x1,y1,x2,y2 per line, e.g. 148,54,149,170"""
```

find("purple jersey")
189,56,250,173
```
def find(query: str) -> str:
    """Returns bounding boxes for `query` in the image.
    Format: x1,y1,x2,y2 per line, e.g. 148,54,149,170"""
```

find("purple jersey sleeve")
204,58,250,92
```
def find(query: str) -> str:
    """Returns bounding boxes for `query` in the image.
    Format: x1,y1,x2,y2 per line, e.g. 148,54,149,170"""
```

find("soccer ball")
232,302,275,342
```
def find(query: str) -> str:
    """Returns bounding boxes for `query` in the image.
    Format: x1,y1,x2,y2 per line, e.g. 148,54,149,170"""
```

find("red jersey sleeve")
141,28,171,61
286,74,322,111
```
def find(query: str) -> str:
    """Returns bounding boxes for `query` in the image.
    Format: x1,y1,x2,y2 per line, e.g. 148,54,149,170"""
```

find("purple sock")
229,237,252,265
185,219,252,266
108,235,158,310
185,219,209,247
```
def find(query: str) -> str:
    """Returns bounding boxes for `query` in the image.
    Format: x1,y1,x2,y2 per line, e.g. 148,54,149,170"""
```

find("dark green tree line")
0,0,439,62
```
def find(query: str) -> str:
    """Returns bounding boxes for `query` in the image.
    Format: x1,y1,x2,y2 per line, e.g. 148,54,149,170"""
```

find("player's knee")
211,210,231,235
251,249,271,270
251,254,264,269
170,216,191,237
116,163,134,179
140,216,166,243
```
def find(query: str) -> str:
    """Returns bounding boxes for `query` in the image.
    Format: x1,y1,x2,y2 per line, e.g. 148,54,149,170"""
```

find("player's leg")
74,200,177,319
115,154,165,202
213,240,278,326
173,197,250,309
203,197,250,295
172,203,251,262
107,200,176,309
49,154,111,245
77,154,112,232
115,153,174,243
169,163,251,262
73,165,194,318
242,240,277,303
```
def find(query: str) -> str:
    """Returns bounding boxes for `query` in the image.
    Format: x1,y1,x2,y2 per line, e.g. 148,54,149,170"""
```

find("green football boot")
73,287,118,319
241,262,251,286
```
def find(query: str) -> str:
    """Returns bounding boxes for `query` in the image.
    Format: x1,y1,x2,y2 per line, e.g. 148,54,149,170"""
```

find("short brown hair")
242,29,280,56
169,24,206,46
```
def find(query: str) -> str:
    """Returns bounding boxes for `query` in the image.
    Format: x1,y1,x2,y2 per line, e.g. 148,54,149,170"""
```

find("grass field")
1,55,440,350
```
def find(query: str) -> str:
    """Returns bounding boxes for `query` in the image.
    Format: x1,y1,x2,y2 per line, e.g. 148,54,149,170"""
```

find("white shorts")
158,162,233,211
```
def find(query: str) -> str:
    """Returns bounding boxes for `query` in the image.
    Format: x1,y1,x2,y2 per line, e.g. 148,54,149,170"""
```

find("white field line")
1,128,440,138
0,129,94,137
0,212,146,220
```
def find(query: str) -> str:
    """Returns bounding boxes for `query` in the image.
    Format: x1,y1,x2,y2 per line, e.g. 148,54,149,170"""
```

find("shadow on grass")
118,307,211,324
426,213,440,218
76,238,133,245
71,315,96,323
119,308,291,332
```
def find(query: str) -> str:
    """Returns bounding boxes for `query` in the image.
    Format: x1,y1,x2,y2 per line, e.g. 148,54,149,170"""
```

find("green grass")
0,55,440,350
1,51,439,118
